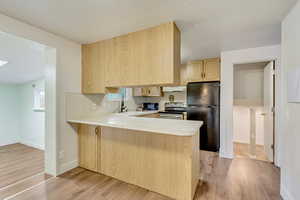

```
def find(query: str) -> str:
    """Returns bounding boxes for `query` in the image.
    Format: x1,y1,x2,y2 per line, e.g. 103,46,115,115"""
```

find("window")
106,88,129,101
33,87,45,111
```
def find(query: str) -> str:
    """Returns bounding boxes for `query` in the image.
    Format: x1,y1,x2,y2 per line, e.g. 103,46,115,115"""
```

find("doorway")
0,31,56,196
233,61,275,162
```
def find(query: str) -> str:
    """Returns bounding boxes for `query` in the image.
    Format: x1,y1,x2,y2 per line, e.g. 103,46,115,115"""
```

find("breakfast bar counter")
68,113,202,200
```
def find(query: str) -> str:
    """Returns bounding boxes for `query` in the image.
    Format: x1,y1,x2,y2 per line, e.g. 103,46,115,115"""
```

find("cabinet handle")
204,72,206,79
95,127,99,135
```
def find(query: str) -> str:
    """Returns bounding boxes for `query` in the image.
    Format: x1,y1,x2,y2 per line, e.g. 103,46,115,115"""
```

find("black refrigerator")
187,81,220,152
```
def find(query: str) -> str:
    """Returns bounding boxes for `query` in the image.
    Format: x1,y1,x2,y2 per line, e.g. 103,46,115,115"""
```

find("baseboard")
0,141,20,147
281,184,295,200
20,141,44,150
59,160,78,175
219,149,234,159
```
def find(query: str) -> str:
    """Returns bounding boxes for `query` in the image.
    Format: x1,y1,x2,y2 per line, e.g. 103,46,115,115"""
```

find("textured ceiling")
0,31,46,84
0,0,297,62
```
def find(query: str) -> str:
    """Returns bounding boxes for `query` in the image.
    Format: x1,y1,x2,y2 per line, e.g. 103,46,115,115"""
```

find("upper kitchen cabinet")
186,60,204,83
203,58,220,81
106,22,181,87
82,22,180,91
82,42,103,94
133,87,162,97
180,58,220,85
82,40,119,94
82,40,113,94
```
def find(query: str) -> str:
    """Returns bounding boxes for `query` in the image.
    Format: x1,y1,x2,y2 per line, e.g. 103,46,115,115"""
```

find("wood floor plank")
6,151,281,200
234,142,270,162
0,173,51,199
0,143,44,189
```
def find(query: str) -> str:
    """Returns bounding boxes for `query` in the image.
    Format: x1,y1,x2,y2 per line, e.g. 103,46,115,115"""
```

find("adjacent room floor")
234,142,270,162
2,151,280,200
0,143,45,189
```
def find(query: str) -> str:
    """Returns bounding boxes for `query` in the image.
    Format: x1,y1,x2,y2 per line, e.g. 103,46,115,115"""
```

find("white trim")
20,141,44,151
281,184,295,200
59,160,78,175
220,45,283,167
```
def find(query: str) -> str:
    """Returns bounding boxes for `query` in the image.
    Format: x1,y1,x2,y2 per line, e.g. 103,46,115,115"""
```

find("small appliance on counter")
158,102,187,120
142,103,159,111
187,81,220,152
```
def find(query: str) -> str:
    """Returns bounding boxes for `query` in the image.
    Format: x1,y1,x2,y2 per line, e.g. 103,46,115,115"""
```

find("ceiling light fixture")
0,60,8,67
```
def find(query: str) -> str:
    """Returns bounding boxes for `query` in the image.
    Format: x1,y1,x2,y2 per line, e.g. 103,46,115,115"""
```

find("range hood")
162,86,186,92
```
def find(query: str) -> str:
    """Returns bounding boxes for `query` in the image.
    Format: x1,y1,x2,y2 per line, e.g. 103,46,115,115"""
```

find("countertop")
67,111,203,136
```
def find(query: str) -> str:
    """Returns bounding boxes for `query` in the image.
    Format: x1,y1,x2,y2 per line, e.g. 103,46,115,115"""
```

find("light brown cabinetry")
180,58,220,85
133,87,162,97
78,124,100,172
105,22,181,87
203,58,220,81
76,124,200,200
82,43,105,94
82,22,181,92
100,127,199,200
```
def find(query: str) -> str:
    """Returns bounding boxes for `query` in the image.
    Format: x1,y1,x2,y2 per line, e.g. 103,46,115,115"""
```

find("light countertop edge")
67,113,203,137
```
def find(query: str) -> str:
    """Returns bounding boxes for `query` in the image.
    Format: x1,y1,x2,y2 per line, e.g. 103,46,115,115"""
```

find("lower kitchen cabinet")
78,124,100,172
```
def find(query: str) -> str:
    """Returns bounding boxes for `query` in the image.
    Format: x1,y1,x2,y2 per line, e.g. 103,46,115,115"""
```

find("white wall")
18,79,45,150
233,106,264,145
0,13,81,175
281,1,300,199
220,45,282,167
234,63,265,106
0,84,20,146
0,80,45,150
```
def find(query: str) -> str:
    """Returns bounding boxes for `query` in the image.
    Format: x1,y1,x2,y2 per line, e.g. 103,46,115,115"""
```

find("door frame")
220,45,283,167
0,30,58,176
272,60,276,162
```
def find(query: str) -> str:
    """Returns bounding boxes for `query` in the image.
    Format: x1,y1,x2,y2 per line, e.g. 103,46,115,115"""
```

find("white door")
263,61,274,162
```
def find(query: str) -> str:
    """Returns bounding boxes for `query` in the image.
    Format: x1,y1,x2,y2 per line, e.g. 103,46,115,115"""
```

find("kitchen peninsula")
68,112,202,200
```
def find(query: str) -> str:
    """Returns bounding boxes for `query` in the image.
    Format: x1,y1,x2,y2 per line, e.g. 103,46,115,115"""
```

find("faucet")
119,89,128,113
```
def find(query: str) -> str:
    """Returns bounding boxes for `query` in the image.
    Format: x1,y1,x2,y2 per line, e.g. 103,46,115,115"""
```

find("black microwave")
143,103,159,111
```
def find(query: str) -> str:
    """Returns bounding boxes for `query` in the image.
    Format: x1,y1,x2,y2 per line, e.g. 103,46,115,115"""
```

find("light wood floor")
4,151,281,200
234,142,270,162
0,143,44,189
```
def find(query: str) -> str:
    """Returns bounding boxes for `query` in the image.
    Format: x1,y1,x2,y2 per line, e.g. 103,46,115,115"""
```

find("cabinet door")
82,41,112,94
133,88,147,96
186,61,204,83
203,58,220,81
133,87,162,96
147,87,162,96
78,125,99,172
104,22,180,87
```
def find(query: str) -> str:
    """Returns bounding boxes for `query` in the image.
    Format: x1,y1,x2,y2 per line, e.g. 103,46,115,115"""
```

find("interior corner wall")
281,1,300,199
18,79,45,150
220,45,282,164
0,83,20,146
0,13,81,176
